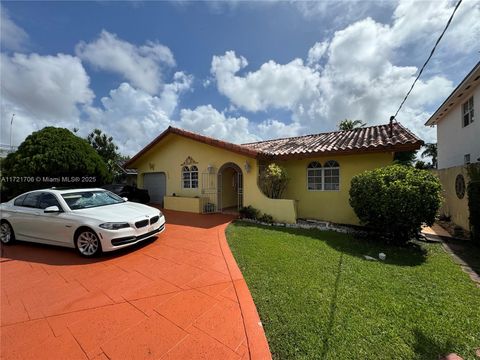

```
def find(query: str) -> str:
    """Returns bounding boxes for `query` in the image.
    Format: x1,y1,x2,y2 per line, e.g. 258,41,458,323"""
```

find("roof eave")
424,61,480,127
124,126,261,168
269,142,423,160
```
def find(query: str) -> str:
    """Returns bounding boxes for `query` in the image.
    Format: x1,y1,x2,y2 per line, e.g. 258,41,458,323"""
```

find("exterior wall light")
207,164,214,174
244,161,251,173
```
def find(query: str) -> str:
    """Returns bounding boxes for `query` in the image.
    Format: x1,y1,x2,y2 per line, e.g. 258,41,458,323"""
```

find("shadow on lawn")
320,253,344,359
442,239,480,277
412,328,459,360
233,221,428,267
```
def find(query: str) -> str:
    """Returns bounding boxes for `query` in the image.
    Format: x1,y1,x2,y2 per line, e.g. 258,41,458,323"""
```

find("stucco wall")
130,133,297,223
130,133,395,225
434,165,470,230
437,85,480,169
164,196,202,213
278,152,393,225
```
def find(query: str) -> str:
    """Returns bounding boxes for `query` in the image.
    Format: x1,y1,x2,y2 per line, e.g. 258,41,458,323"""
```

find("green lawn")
226,222,480,360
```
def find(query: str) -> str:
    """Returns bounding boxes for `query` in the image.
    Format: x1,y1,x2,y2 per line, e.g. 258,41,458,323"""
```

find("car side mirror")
122,197,128,202
44,205,61,213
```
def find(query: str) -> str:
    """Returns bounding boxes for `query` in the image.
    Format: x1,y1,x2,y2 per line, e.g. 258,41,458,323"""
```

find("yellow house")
125,122,422,225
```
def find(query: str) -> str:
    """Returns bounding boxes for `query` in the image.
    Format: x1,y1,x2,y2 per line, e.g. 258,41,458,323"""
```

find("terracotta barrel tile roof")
125,122,423,167
242,122,422,158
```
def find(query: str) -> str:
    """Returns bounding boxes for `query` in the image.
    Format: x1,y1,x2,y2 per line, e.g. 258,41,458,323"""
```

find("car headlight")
99,222,130,230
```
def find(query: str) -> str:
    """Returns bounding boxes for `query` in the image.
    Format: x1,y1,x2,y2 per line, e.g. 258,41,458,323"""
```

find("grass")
226,222,480,360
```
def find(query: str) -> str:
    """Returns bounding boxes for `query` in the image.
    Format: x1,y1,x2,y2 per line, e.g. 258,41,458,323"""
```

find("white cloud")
0,52,93,147
209,0,478,144
307,41,329,67
83,72,192,155
1,52,93,121
0,5,28,51
75,30,175,94
177,105,260,144
211,50,321,112
256,119,303,140
156,71,193,116
293,0,395,27
391,0,480,55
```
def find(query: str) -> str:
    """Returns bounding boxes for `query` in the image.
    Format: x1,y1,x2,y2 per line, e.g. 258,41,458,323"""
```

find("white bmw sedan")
0,188,165,257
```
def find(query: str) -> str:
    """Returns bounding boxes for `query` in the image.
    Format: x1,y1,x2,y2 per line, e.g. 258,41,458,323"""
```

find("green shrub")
258,213,274,224
1,127,110,199
467,181,480,242
467,164,480,243
239,205,260,220
349,165,442,245
260,163,289,199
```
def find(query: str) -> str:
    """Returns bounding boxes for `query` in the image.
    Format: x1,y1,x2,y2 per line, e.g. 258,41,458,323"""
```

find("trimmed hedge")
349,165,442,245
468,181,480,242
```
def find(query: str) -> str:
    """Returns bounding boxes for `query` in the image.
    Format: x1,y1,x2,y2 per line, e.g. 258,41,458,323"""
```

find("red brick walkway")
0,210,271,359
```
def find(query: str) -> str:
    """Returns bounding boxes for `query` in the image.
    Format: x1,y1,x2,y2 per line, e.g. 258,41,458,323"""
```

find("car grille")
150,216,159,225
135,219,149,228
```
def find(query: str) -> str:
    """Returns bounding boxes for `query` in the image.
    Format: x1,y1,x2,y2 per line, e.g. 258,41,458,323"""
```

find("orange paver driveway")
0,210,271,360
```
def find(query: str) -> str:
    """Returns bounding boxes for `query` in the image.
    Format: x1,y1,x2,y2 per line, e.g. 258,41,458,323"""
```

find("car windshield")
62,191,125,210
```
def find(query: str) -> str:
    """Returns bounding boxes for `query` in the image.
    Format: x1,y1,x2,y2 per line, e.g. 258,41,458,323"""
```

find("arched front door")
217,162,243,212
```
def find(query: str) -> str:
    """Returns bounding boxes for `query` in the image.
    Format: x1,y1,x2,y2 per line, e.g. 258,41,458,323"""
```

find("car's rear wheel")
0,221,15,245
75,229,102,257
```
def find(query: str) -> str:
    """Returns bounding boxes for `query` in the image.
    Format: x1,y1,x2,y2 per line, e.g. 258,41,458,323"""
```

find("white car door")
12,192,43,240
34,192,75,245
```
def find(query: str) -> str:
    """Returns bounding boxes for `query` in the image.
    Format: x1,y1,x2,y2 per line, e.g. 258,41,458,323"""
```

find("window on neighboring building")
462,96,474,127
182,165,199,189
464,154,471,165
324,160,340,191
307,161,322,190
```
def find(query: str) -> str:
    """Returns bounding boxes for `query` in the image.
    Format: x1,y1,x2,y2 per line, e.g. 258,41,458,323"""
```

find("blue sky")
1,0,479,155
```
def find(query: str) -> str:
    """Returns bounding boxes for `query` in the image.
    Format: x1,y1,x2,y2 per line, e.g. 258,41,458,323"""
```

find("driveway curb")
217,222,272,360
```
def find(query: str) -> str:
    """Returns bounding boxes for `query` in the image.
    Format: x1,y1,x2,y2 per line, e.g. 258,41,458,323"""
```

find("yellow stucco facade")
277,153,394,225
164,196,203,213
129,133,394,225
130,133,297,223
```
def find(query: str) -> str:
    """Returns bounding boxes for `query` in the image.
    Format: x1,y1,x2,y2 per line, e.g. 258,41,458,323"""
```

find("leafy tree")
415,160,431,169
421,143,437,169
86,129,119,164
338,119,366,131
86,129,121,180
260,163,289,199
349,165,442,245
394,150,417,167
2,127,110,198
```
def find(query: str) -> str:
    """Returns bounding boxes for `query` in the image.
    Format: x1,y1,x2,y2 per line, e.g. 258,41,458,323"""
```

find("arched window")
182,166,198,189
182,166,191,188
307,161,322,190
190,165,198,188
324,160,340,190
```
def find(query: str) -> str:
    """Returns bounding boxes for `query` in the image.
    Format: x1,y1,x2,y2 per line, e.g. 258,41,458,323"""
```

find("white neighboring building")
425,61,480,231
425,62,480,169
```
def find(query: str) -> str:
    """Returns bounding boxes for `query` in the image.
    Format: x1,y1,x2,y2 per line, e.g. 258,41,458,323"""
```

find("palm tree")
421,143,437,169
338,119,366,131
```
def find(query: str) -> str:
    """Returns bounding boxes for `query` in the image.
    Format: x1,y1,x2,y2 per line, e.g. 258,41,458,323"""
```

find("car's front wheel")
75,228,102,257
0,221,15,245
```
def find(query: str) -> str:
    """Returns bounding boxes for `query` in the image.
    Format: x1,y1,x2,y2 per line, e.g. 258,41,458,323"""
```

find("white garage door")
143,172,166,206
